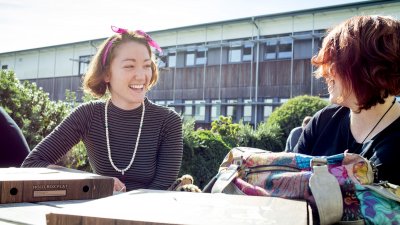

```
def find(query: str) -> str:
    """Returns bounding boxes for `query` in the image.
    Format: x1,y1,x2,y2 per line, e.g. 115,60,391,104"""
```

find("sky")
0,0,367,53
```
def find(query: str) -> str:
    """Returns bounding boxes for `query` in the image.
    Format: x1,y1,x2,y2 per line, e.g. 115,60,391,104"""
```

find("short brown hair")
312,15,400,111
83,31,159,98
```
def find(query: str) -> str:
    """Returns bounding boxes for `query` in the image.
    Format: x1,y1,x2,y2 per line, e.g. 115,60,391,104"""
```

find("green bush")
0,70,70,149
181,119,230,188
253,122,284,151
235,121,256,147
210,116,284,152
266,95,329,150
211,116,239,148
0,70,91,171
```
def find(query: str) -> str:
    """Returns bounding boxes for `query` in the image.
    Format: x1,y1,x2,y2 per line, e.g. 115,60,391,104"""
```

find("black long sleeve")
0,107,30,167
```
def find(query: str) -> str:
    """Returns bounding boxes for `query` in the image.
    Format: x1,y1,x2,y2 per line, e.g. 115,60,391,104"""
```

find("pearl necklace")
105,99,145,175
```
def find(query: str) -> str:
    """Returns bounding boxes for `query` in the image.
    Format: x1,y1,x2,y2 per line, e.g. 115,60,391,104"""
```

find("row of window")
1,31,324,76
160,39,294,68
154,98,290,123
159,40,292,68
2,41,288,73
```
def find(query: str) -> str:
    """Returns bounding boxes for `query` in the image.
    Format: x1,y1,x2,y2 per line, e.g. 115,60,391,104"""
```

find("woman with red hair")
295,15,400,184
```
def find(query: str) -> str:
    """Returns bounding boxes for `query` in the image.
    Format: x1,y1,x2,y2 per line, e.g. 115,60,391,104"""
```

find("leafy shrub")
0,70,91,171
253,122,284,151
233,121,283,152
236,121,256,147
266,95,329,149
211,116,239,148
0,70,70,149
181,119,230,188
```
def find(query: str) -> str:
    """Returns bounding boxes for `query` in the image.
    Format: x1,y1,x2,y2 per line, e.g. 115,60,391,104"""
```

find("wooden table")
0,189,312,225
0,199,87,225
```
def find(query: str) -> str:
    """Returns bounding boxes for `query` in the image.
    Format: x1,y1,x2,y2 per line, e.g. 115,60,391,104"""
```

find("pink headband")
101,26,163,66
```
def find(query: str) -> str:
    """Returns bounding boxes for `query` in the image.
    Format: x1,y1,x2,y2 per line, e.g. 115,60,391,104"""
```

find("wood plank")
0,200,90,225
46,189,311,225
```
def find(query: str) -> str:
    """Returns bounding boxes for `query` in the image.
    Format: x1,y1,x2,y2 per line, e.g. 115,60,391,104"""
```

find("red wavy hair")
312,15,400,111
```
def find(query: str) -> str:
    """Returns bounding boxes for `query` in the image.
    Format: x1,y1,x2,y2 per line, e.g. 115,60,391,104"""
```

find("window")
157,100,177,112
278,37,292,59
155,100,166,106
79,55,92,75
185,47,207,66
196,50,206,65
280,98,289,105
264,39,278,60
184,100,193,119
211,100,221,121
313,38,323,55
229,48,241,63
226,99,237,121
242,43,253,61
166,100,175,111
158,56,167,68
168,53,176,67
186,52,195,66
243,99,252,122
264,98,273,121
1,65,8,70
194,100,205,121
183,100,205,121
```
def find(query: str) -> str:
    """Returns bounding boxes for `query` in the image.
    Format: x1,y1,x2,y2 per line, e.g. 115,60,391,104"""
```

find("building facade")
1,0,399,127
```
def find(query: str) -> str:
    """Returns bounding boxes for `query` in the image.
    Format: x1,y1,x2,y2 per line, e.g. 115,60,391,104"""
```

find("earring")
105,83,110,93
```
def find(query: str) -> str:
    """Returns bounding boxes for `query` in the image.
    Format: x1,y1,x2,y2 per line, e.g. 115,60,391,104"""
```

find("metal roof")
0,0,395,54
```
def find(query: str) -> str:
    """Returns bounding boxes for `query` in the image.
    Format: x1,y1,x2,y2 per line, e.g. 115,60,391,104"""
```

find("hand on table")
112,177,126,192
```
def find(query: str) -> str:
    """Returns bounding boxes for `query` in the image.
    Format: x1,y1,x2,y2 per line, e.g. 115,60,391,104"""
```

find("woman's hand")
112,177,126,192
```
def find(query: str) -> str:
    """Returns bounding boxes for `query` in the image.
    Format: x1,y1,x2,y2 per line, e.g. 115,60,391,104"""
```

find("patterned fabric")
340,179,363,221
217,147,398,223
243,152,313,200
327,154,370,221
356,184,400,225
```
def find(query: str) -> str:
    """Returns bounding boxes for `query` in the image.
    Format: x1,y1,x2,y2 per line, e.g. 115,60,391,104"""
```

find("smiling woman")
104,41,153,110
294,15,400,185
21,27,183,192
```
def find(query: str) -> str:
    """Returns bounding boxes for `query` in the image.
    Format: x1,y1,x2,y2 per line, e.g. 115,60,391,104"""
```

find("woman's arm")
148,111,183,190
21,103,93,167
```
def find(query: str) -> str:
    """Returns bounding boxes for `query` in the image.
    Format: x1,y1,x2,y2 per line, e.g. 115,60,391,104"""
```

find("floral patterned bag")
205,147,400,225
